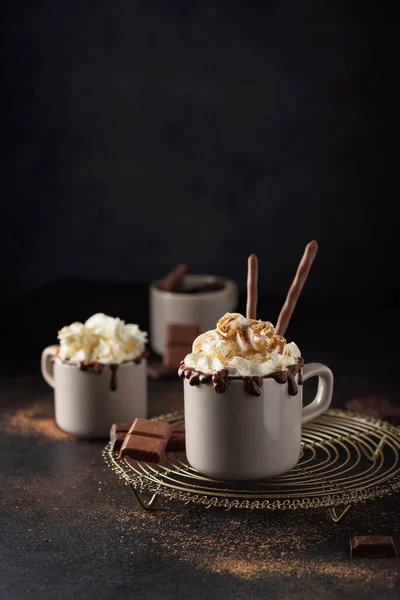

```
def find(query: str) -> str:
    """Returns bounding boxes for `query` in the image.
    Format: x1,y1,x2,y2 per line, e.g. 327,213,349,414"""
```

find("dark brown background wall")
1,1,395,311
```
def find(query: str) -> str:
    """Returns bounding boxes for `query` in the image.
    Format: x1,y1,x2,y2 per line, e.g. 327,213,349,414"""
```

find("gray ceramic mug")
41,346,147,438
184,363,333,480
150,274,238,355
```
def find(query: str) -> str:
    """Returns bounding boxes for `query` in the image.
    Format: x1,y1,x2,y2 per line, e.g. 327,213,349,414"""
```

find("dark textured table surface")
1,291,399,599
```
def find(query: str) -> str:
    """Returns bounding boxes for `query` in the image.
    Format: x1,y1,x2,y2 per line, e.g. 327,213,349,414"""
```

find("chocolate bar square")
110,431,126,453
110,423,130,452
110,423,130,437
128,417,171,439
167,428,185,452
119,434,166,463
350,536,397,557
163,344,191,369
166,324,201,346
111,420,186,455
162,323,200,369
346,396,400,425
171,424,185,434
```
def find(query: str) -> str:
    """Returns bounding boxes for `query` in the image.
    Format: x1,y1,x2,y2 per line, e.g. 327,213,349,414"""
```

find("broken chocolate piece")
166,324,201,346
163,323,201,369
111,421,186,455
119,435,166,462
113,422,184,435
159,264,188,292
110,423,130,436
171,424,185,434
109,423,130,452
164,344,191,369
110,421,185,454
346,396,400,425
128,418,171,439
168,427,186,452
350,535,397,557
110,431,126,452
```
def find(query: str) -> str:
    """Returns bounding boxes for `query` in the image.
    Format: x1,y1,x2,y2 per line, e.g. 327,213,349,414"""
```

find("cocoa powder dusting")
4,400,73,440
179,360,303,396
113,504,398,594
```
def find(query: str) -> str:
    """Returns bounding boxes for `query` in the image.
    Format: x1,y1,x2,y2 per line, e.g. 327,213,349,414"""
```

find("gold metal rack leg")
328,505,353,524
356,435,387,462
131,487,159,510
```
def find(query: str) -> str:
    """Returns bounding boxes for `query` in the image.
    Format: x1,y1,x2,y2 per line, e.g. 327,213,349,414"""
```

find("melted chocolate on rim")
54,349,149,391
178,358,304,397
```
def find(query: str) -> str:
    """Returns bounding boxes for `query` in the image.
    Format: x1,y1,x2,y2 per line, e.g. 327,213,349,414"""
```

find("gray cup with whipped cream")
41,313,148,438
181,313,333,480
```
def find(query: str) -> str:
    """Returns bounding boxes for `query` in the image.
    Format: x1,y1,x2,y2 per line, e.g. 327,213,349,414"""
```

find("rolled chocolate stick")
275,241,318,336
159,264,188,293
246,254,258,320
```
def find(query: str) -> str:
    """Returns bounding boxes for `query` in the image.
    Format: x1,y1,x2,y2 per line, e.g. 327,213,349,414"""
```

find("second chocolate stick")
246,254,258,320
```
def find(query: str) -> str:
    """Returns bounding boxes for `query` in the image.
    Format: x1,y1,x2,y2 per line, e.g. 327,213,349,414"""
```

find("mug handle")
301,362,333,425
41,345,59,388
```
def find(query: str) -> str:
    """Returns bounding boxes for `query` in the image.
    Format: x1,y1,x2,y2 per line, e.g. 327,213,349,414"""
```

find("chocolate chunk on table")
163,344,191,369
112,422,184,435
350,535,398,557
119,435,167,463
110,431,126,452
110,423,130,436
128,417,171,439
167,428,186,452
109,423,131,452
346,396,400,424
166,324,201,346
163,323,200,369
110,421,185,455
170,424,185,434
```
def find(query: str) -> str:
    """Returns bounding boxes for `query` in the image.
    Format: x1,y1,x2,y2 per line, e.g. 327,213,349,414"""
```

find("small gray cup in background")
150,274,238,355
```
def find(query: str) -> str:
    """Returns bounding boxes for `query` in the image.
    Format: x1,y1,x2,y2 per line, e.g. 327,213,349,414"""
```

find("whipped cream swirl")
183,313,301,377
57,313,148,365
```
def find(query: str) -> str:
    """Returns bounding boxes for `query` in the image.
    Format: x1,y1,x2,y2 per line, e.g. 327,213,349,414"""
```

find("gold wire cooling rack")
103,409,400,523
